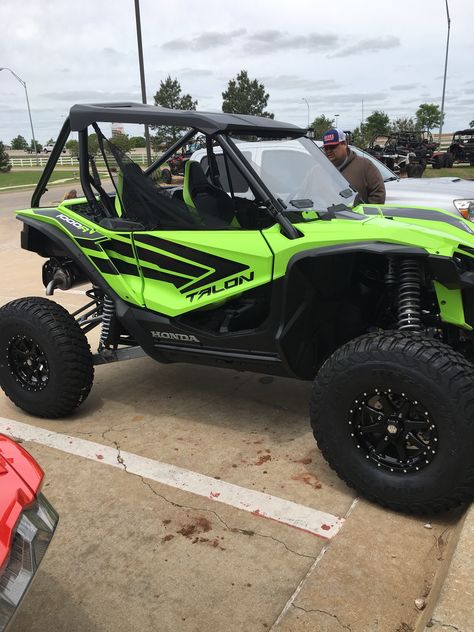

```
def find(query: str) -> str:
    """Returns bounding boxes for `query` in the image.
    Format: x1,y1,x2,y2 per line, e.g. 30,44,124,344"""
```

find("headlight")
0,494,58,632
454,199,474,220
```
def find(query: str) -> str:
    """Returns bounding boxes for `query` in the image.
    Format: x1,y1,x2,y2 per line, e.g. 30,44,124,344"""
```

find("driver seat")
183,160,235,226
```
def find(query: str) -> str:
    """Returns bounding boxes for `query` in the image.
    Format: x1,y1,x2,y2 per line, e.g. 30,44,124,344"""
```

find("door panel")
133,230,274,317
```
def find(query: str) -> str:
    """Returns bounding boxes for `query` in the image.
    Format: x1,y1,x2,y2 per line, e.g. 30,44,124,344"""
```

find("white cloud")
0,0,472,141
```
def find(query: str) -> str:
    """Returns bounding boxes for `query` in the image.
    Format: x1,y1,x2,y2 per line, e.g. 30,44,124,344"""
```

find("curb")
419,503,474,631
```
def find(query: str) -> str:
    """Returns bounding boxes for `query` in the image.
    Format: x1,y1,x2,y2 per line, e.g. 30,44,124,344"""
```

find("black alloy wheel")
0,297,94,417
310,332,474,513
349,389,438,473
8,335,50,392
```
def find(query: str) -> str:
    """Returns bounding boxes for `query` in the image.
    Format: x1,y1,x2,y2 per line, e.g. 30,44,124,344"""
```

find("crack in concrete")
139,476,316,560
100,425,114,443
291,604,352,631
428,619,463,631
113,440,127,472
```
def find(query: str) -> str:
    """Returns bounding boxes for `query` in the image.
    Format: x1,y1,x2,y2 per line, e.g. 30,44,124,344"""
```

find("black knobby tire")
445,152,454,168
0,297,94,418
310,332,474,513
407,163,424,178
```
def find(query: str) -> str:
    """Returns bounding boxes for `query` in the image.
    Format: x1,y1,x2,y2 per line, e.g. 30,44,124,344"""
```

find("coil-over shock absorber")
385,256,398,287
398,258,421,331
99,294,115,349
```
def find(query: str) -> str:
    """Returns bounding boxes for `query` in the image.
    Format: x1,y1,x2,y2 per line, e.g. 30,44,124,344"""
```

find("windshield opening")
228,135,357,212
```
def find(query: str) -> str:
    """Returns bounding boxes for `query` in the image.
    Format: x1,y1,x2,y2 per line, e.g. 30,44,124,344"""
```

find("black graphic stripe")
75,238,102,251
134,235,247,273
34,210,102,239
135,245,207,278
89,256,119,275
140,265,190,287
133,235,249,293
380,207,474,235
109,257,140,277
180,259,248,294
104,239,135,260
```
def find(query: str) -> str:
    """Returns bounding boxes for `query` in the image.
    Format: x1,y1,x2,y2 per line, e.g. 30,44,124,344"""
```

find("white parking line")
0,417,344,540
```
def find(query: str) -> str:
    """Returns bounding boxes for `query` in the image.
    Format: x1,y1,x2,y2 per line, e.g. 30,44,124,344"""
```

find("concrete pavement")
0,187,472,632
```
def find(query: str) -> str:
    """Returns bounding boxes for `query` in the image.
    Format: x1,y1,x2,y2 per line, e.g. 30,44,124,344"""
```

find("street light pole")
134,0,152,166
438,0,451,145
301,98,310,128
0,67,38,165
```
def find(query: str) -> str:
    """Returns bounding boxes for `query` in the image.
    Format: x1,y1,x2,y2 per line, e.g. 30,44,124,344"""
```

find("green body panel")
17,205,144,307
137,230,273,316
16,200,474,328
266,209,474,279
433,281,472,330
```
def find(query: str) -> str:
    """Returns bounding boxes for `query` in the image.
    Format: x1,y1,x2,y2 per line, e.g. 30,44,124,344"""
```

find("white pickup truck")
43,144,66,154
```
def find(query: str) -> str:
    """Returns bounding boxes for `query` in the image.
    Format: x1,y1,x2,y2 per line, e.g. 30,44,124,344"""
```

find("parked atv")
1,103,474,514
448,129,474,166
368,131,438,177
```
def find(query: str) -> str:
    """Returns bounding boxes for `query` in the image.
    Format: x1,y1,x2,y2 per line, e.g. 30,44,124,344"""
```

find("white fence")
8,154,152,168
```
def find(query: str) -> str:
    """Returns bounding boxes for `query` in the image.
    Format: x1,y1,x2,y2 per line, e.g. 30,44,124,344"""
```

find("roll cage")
32,103,308,239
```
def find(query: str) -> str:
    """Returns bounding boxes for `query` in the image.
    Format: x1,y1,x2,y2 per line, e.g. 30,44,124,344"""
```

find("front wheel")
0,297,94,418
310,332,474,513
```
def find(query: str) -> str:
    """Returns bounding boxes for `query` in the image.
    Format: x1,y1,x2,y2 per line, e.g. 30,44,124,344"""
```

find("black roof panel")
69,102,306,137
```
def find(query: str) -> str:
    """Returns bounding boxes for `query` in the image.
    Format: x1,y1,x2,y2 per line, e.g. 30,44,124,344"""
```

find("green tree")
469,119,474,128
311,115,335,140
222,70,274,119
45,138,55,146
0,141,11,172
351,124,372,149
364,111,391,139
66,139,79,157
153,76,198,145
28,139,41,153
130,136,146,149
108,134,131,153
391,116,417,132
11,135,28,150
415,103,443,131
88,133,99,156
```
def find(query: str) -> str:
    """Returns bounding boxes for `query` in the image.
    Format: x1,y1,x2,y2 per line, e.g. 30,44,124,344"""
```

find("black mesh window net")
95,127,200,230
93,126,239,231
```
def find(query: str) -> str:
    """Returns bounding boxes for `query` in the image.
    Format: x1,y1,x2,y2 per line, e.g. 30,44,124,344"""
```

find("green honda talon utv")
1,102,474,514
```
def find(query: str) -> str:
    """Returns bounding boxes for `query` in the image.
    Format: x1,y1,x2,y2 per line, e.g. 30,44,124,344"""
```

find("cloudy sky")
1,0,473,145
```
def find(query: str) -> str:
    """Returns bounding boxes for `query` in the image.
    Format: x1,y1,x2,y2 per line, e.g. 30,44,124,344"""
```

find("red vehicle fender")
0,435,44,571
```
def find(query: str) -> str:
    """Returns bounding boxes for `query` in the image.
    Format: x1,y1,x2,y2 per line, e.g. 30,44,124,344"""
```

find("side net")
95,128,200,230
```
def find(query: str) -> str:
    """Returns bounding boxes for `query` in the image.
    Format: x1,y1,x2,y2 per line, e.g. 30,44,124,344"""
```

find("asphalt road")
0,182,81,215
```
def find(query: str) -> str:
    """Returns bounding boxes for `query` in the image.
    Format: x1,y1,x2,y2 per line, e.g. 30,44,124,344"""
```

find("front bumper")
0,494,58,631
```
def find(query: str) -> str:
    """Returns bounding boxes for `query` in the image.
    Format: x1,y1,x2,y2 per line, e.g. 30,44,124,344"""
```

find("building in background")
111,123,125,137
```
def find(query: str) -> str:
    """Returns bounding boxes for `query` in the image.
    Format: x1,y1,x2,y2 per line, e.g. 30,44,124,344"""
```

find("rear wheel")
0,297,94,418
445,152,454,168
407,163,424,178
310,332,474,513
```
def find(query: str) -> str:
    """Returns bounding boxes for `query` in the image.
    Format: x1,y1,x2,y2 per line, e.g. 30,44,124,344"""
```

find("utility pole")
301,98,310,128
134,0,152,165
438,0,451,145
0,67,38,165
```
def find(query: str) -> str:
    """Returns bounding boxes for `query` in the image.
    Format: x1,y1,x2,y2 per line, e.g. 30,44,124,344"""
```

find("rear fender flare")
20,216,122,302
